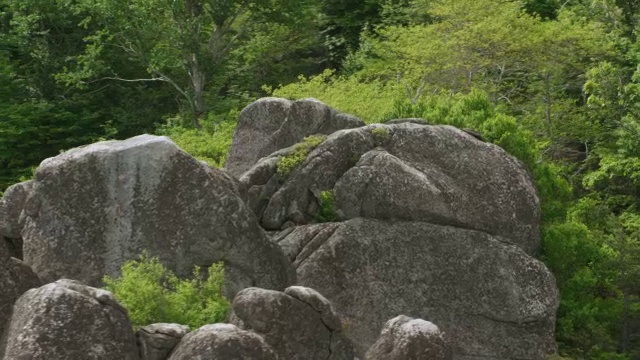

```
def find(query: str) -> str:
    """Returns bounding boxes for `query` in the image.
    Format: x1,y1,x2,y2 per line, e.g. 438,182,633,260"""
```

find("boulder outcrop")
226,98,364,177
0,180,32,239
1,279,138,360
230,286,354,360
235,112,557,359
365,315,452,360
0,98,561,360
241,123,541,255
18,135,294,296
0,236,7,261
0,180,33,259
0,256,41,337
167,324,276,360
136,324,190,360
276,219,558,359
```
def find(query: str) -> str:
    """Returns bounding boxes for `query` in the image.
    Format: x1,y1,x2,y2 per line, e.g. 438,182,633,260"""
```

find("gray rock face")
167,323,275,360
0,236,7,261
277,219,558,359
241,123,540,255
1,279,138,360
0,257,41,338
226,97,365,177
230,287,354,360
137,323,190,360
0,181,33,259
0,180,33,239
20,135,294,296
365,316,452,360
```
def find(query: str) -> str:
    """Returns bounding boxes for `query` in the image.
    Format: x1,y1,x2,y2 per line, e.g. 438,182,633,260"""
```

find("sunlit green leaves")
103,253,230,328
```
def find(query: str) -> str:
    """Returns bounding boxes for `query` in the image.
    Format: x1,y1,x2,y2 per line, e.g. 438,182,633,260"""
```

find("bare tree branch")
397,72,428,104
88,77,167,83
413,74,429,103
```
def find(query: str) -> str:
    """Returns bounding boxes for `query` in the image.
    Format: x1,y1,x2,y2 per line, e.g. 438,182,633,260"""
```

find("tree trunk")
542,72,556,158
188,54,205,129
622,291,630,353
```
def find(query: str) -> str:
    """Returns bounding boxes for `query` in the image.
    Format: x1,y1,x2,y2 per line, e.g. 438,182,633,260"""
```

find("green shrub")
316,190,338,222
270,69,404,124
156,111,238,168
277,135,326,178
103,253,230,329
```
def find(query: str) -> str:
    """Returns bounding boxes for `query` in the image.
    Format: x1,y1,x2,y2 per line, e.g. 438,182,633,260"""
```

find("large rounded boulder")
0,180,33,259
230,286,354,360
1,279,139,360
365,315,452,360
240,119,557,359
241,123,540,255
0,254,41,338
167,324,276,360
20,135,294,296
277,219,559,359
225,97,364,177
0,180,33,240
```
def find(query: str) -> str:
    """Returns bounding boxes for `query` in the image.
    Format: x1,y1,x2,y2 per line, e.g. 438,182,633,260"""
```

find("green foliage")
532,163,573,222
386,91,541,169
541,220,621,358
103,253,230,329
62,0,324,127
156,113,238,168
319,0,413,66
277,135,326,178
3,0,640,356
316,190,338,222
0,0,177,192
270,70,404,123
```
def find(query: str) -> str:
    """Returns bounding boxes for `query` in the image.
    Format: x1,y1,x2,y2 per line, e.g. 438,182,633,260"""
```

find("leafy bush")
277,135,326,178
316,190,338,222
103,253,230,329
156,111,238,168
270,69,404,123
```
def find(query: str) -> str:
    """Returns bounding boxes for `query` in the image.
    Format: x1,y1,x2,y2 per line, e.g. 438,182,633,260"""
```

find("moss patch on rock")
371,127,391,146
277,135,327,178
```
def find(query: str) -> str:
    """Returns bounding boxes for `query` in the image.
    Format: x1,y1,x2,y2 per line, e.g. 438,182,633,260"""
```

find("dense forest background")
1,0,639,358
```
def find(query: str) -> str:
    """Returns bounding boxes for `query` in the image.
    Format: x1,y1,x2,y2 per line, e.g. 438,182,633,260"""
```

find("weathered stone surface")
167,323,275,360
226,97,365,177
0,181,33,259
281,219,558,359
21,135,294,296
385,118,430,125
2,237,22,260
242,123,540,254
276,223,341,266
241,126,374,230
0,236,7,261
1,279,138,360
0,180,33,239
230,287,354,360
285,286,342,331
137,323,190,360
0,257,41,339
365,315,452,360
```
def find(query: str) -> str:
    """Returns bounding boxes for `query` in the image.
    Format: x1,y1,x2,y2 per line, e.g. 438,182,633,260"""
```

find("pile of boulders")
0,98,558,359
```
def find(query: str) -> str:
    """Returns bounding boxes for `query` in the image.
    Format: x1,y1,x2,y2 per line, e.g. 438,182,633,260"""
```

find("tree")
0,0,178,191
65,0,318,128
